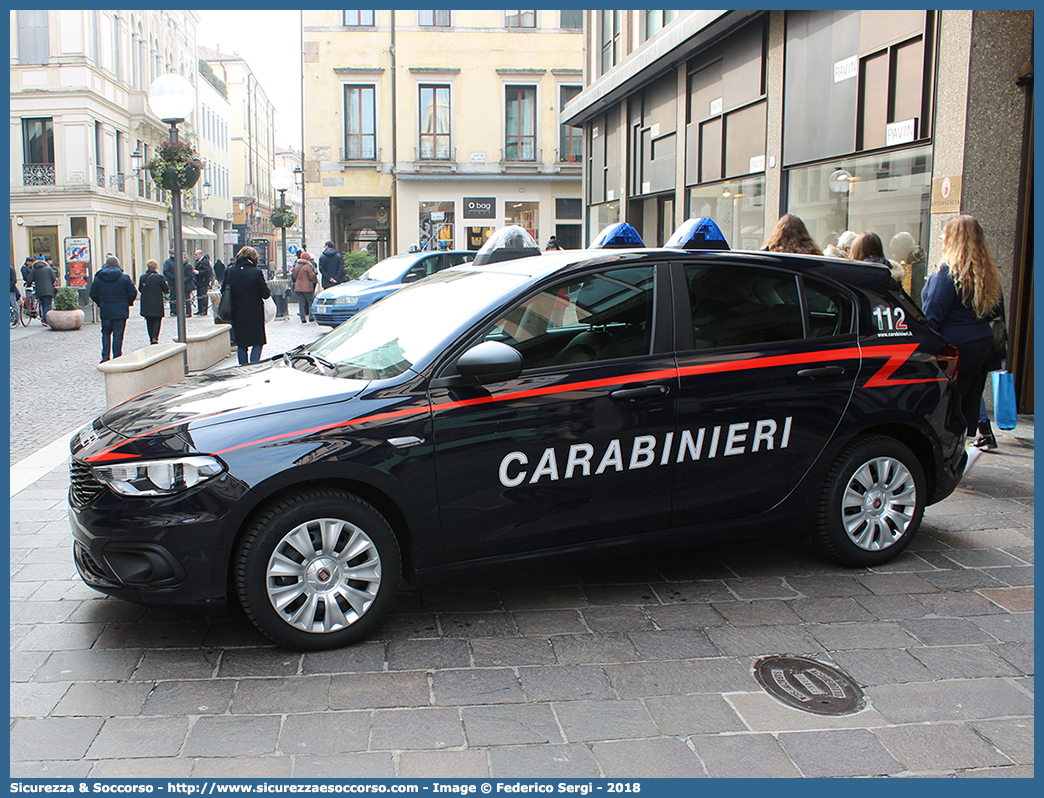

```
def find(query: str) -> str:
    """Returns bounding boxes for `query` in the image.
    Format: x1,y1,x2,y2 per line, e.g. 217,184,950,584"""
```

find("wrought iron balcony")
22,164,56,186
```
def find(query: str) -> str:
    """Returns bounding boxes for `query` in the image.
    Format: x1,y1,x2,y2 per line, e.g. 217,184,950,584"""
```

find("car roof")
456,247,895,294
389,249,475,264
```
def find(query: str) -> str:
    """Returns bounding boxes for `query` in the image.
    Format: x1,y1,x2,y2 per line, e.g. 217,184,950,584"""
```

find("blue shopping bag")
992,370,1017,430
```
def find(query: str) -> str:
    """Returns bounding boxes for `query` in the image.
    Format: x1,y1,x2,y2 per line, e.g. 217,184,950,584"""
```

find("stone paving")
8,310,1034,778
9,306,324,466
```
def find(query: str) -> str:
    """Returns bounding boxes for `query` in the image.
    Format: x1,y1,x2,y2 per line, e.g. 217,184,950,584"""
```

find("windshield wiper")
286,350,336,375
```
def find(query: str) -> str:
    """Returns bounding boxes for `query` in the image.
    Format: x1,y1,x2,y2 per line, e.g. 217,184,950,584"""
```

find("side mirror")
456,341,524,384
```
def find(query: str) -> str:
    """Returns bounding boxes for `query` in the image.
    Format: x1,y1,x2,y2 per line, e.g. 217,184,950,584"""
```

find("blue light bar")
590,222,645,249
664,217,730,250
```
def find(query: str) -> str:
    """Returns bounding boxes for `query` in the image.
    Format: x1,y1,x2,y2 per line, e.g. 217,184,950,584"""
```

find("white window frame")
503,83,540,162
504,10,537,29
343,10,375,27
341,81,380,161
418,10,452,27
417,81,454,160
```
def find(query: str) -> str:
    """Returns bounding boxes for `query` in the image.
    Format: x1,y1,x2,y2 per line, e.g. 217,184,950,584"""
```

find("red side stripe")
90,342,944,463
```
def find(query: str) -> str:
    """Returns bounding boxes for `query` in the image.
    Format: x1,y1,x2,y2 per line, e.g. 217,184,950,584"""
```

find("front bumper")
312,300,360,327
312,310,356,326
68,462,249,613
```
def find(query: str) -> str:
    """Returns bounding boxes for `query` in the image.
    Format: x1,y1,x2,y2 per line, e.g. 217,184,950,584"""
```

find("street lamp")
272,167,293,277
148,73,196,375
293,165,305,251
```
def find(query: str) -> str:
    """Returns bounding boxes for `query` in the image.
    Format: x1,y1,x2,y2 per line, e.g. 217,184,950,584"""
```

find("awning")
181,225,216,239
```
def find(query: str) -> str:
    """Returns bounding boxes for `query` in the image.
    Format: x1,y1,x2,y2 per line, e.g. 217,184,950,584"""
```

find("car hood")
95,361,367,447
322,278,398,298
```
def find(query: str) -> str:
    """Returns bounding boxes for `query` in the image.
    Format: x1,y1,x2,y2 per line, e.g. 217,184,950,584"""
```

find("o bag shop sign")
463,197,496,219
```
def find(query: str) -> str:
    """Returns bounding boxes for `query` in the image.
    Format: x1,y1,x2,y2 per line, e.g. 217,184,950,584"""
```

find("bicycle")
18,288,39,326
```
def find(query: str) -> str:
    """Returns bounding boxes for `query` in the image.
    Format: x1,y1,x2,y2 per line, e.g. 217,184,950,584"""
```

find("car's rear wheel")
234,488,400,650
815,435,925,567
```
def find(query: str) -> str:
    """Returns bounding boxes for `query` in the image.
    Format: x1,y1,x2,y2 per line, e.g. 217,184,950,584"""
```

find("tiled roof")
197,45,242,62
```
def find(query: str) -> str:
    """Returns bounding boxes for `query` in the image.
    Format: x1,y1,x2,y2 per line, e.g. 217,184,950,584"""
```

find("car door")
671,259,858,525
429,263,678,563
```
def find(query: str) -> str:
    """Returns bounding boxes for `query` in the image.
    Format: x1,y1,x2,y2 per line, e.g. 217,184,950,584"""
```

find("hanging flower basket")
270,205,298,228
146,141,203,191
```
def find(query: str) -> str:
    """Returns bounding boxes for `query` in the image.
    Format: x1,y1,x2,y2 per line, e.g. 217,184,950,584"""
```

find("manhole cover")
753,655,865,716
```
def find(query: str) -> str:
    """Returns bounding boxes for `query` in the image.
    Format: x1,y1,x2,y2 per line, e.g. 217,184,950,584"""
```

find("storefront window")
505,200,538,242
467,227,493,250
687,176,765,251
588,201,620,245
786,145,932,292
28,225,58,263
419,200,454,250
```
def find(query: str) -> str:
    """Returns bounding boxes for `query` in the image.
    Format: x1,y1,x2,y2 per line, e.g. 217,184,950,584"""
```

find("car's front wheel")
815,435,925,567
234,488,401,649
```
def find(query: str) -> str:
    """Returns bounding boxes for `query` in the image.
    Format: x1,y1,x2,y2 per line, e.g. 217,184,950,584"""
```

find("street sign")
250,238,270,266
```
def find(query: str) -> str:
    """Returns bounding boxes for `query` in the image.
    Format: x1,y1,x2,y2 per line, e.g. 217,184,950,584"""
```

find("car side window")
444,253,475,268
482,266,655,370
804,277,854,338
403,257,436,282
686,263,803,350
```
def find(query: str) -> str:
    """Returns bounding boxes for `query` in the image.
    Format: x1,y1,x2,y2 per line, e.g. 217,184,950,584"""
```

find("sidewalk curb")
9,423,80,499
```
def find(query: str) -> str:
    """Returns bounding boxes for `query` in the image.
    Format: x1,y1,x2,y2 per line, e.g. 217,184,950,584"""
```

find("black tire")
234,488,401,650
815,435,925,567
18,302,28,326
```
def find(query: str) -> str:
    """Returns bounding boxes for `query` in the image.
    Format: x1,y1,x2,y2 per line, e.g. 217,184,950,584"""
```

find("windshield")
360,254,418,282
304,269,528,380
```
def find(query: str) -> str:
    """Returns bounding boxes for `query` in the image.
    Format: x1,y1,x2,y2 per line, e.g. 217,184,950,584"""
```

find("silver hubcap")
842,456,917,551
266,518,382,634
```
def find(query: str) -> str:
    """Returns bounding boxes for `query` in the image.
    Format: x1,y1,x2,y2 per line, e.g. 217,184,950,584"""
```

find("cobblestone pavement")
9,308,324,465
9,311,1034,778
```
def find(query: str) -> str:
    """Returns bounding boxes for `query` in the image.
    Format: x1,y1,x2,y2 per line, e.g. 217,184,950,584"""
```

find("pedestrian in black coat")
30,257,57,325
194,250,214,315
182,259,197,317
162,251,195,316
138,259,169,345
213,258,225,282
318,241,345,289
89,255,137,361
163,251,178,316
222,245,271,364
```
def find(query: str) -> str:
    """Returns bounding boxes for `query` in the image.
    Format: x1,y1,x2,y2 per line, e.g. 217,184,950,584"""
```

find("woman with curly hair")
223,245,272,365
921,214,1004,438
763,214,822,255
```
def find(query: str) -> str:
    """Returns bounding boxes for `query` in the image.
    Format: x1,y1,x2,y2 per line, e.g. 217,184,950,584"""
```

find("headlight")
93,456,225,497
334,296,359,305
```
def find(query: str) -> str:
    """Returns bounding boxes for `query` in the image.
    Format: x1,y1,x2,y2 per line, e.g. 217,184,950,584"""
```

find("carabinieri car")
69,221,968,650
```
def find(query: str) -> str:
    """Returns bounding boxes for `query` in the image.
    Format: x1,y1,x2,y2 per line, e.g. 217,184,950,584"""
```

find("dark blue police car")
69,220,967,649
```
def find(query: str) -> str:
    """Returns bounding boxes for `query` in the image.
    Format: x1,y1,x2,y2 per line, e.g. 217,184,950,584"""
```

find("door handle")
610,384,669,401
797,366,845,379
